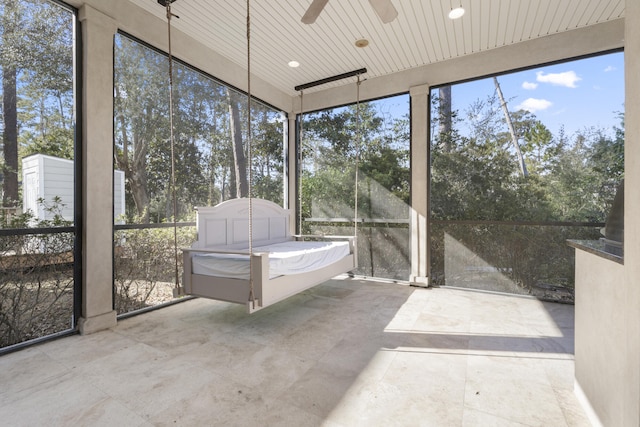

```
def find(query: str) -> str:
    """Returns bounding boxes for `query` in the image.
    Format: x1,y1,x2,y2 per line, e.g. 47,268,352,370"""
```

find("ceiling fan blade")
368,0,398,23
301,0,329,24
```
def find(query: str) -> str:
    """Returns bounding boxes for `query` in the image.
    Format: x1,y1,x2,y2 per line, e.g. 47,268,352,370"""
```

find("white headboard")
194,198,291,249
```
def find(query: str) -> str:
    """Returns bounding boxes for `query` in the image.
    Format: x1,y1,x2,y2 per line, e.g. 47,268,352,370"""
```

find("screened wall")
429,51,625,302
113,33,287,315
0,0,77,350
299,94,410,281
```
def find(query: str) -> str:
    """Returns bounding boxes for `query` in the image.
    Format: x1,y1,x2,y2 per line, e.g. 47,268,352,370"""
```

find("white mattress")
191,240,351,279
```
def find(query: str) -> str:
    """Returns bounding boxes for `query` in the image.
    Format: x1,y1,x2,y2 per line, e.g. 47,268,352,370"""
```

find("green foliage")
301,101,410,226
521,121,560,174
2,0,74,206
432,91,624,223
430,86,624,300
114,35,285,223
114,221,195,315
21,127,74,159
298,98,411,278
0,196,70,230
430,223,601,298
0,197,74,348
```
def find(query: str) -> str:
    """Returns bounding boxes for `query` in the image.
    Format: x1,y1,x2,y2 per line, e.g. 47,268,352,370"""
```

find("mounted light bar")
294,68,367,92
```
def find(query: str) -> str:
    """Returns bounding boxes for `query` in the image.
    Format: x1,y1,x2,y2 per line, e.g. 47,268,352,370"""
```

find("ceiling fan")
301,0,398,24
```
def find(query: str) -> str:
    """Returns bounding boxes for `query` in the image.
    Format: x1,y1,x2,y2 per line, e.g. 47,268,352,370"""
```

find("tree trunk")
114,84,150,222
207,121,217,205
2,0,19,207
493,77,528,177
2,65,18,206
438,85,452,151
130,132,150,221
227,89,248,198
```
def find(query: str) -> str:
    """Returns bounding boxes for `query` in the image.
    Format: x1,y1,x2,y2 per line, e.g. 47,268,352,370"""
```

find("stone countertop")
567,239,623,265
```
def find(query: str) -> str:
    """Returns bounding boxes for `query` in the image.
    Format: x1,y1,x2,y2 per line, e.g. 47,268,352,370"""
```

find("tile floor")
0,278,589,426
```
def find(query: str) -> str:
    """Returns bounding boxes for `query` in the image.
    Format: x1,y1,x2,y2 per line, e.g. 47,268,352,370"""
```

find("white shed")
22,154,125,224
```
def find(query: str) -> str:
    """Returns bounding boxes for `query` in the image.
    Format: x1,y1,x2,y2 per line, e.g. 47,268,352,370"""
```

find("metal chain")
354,76,361,241
166,2,180,292
298,90,304,236
246,0,255,308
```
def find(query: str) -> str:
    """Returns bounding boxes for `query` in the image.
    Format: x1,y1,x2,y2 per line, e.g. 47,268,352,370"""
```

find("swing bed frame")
182,198,356,313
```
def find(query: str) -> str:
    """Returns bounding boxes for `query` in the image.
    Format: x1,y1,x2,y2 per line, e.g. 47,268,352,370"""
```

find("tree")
114,34,286,223
301,102,409,220
114,36,169,222
550,123,624,222
250,107,284,203
589,112,624,185
521,120,557,174
493,77,527,177
432,94,560,222
1,0,20,206
227,89,248,198
1,0,73,207
438,86,452,151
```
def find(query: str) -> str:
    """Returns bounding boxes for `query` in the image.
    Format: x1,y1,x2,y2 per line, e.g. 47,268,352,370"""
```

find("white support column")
77,5,117,334
409,84,430,286
624,0,640,424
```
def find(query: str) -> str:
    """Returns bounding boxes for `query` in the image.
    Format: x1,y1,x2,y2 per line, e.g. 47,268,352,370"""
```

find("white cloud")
522,81,538,90
536,70,581,88
604,65,616,72
517,98,553,113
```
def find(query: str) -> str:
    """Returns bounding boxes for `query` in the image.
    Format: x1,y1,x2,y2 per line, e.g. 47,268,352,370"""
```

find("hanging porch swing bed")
162,0,361,313
181,198,356,313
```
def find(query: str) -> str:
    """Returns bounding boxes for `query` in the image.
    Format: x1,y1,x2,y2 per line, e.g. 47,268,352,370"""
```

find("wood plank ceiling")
128,0,624,96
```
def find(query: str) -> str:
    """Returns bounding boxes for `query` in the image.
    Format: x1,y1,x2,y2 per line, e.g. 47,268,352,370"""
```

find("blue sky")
375,51,624,141
450,51,625,138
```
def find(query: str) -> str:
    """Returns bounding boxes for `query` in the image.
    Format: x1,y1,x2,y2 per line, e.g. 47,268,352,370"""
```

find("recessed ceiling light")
448,7,465,20
288,61,300,68
355,39,369,48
